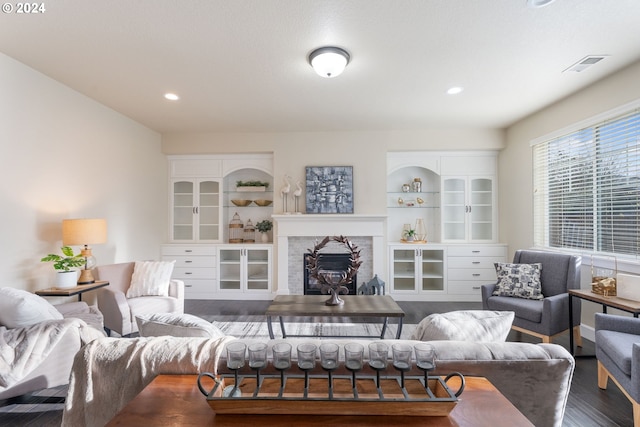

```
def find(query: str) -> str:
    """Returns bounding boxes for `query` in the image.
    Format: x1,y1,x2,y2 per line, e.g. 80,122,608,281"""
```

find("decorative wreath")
306,235,362,295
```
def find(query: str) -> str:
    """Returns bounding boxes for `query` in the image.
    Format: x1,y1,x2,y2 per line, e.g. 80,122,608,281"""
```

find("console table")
36,280,109,301
568,288,640,355
106,374,533,426
265,295,405,339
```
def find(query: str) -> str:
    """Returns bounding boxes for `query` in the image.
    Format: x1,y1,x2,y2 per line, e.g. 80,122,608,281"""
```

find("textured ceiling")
1,0,640,133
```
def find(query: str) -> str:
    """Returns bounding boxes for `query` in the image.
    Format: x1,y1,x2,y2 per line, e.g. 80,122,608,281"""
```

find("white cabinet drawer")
447,245,506,257
182,279,216,292
447,268,497,281
173,267,216,280
447,257,502,269
167,256,216,268
448,281,486,295
161,244,216,256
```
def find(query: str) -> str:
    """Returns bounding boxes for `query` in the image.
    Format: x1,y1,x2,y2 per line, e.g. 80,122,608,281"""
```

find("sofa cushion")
596,330,636,376
136,313,225,338
410,310,514,342
126,261,175,298
0,288,63,328
493,262,544,300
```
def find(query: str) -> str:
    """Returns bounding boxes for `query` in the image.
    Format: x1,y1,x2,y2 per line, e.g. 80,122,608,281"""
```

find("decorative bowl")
253,199,273,207
231,199,252,207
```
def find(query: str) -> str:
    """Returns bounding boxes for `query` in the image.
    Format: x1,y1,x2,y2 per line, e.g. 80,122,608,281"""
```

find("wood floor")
0,300,633,427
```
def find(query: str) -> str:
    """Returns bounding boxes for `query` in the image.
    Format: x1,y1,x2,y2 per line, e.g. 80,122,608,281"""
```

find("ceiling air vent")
563,55,608,73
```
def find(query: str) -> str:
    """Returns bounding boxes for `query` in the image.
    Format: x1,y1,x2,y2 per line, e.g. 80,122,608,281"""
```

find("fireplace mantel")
273,214,386,237
273,214,387,295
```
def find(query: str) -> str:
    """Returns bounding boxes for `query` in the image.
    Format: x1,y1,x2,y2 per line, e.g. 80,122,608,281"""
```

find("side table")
36,280,109,301
568,288,640,355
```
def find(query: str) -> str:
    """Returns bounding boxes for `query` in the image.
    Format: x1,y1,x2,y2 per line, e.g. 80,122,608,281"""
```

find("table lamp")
62,218,107,284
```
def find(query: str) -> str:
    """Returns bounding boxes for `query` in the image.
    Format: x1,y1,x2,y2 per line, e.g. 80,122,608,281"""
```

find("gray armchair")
481,249,582,345
595,313,640,426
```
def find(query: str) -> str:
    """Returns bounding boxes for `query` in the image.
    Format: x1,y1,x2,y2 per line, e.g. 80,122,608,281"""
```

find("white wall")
0,53,167,298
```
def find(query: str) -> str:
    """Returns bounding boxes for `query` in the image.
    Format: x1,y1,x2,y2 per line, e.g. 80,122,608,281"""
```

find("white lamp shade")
309,47,350,78
62,218,107,245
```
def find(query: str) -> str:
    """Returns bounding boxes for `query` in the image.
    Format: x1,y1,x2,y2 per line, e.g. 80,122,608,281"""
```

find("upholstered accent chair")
95,262,184,337
595,313,640,426
481,249,582,345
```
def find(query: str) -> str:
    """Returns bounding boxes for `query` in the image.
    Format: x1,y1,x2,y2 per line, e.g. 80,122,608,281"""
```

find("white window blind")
533,107,640,258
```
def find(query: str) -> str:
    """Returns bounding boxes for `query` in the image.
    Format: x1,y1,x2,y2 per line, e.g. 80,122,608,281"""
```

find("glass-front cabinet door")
442,176,494,242
218,246,271,293
171,178,222,242
469,178,493,241
389,246,444,294
442,178,466,241
218,248,242,291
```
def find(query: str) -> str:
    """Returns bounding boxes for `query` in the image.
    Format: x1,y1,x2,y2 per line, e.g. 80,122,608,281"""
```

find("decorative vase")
56,270,78,289
415,218,427,242
260,232,269,243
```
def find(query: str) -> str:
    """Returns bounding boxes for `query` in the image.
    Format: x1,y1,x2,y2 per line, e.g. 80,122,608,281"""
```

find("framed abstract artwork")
305,166,354,214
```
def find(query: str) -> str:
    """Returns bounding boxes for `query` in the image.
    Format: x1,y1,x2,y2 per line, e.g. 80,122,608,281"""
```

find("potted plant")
403,228,416,242
256,220,273,243
41,246,86,288
236,180,270,192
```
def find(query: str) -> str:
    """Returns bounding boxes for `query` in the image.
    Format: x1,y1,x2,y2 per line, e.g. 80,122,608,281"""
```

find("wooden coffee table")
265,295,405,339
106,374,534,426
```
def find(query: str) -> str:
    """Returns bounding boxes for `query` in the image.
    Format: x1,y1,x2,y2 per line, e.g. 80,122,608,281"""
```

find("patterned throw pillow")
492,262,544,300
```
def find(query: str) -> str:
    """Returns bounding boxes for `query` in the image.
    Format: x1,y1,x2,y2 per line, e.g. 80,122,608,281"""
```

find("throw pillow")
126,261,175,298
135,313,226,338
410,310,515,342
0,287,63,328
492,262,544,300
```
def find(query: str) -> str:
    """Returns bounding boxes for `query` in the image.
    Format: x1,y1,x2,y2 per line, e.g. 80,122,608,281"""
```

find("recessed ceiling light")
447,87,463,95
164,93,180,101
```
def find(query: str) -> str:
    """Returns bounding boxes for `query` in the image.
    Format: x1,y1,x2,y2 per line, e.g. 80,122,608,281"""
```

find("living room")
2,1,640,425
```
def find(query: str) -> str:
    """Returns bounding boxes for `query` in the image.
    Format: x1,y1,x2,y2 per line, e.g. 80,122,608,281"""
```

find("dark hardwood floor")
0,300,632,426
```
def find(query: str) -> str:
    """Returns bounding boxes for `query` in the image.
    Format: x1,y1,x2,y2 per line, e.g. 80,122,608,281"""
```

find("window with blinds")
533,107,640,258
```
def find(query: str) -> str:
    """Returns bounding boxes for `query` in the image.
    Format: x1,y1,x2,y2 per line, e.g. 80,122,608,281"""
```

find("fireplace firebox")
303,253,357,295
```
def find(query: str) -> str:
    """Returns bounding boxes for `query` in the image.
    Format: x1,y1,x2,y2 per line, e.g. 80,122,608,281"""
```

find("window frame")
531,100,640,261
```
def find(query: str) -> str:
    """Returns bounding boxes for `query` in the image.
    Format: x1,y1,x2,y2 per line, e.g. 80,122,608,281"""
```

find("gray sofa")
218,338,574,427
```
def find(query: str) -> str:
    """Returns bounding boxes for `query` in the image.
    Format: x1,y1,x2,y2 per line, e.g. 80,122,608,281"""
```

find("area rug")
212,321,417,340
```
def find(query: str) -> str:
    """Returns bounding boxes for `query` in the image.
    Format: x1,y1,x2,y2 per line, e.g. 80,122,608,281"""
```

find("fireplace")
272,214,386,295
303,253,357,295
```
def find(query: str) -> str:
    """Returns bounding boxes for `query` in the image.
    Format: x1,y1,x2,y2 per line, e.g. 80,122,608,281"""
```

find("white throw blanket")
62,335,235,427
0,318,103,390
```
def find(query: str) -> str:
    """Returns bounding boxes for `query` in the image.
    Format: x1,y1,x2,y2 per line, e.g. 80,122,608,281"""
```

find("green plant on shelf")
256,220,273,233
236,180,270,188
403,228,416,241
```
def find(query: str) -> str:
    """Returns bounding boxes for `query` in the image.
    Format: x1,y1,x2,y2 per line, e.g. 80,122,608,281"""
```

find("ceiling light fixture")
447,87,464,95
526,0,556,8
308,46,350,78
164,93,180,101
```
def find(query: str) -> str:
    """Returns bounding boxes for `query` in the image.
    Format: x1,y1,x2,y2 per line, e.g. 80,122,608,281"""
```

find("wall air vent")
563,55,608,73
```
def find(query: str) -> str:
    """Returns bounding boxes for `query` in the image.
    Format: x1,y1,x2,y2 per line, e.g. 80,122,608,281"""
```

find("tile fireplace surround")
273,214,386,295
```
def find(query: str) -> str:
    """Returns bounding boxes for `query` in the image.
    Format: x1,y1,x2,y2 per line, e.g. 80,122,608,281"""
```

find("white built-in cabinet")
161,244,217,299
170,178,222,242
389,245,445,295
217,245,272,298
164,154,274,300
387,151,504,301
